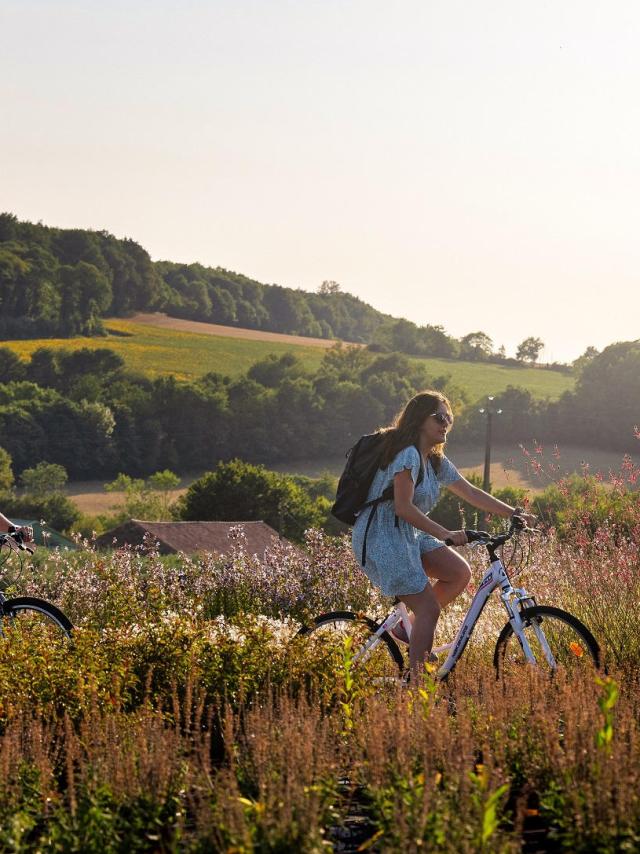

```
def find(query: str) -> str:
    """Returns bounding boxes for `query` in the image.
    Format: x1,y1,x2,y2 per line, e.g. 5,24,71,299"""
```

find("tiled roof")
94,519,284,557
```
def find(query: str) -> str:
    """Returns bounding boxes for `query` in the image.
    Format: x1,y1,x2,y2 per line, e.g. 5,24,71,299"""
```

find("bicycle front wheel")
494,605,600,679
2,596,73,641
298,611,404,683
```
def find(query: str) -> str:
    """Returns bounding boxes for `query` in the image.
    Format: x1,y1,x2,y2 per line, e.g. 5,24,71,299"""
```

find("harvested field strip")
127,311,342,347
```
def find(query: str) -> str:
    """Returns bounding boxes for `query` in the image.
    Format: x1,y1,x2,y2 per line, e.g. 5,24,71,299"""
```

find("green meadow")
4,318,575,400
406,355,574,401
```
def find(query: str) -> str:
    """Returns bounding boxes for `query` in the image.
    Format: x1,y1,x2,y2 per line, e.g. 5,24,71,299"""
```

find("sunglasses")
430,411,454,427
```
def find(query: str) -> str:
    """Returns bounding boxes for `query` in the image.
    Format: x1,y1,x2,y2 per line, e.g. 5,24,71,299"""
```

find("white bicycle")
299,520,601,681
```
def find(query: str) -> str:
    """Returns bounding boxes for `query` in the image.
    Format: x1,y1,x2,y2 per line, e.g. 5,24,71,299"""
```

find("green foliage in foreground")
2,667,638,853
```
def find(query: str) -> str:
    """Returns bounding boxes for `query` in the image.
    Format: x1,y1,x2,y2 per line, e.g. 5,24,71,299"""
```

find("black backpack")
331,433,424,564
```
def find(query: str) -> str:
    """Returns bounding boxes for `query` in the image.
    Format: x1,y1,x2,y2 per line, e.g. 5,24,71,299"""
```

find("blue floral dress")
352,446,462,596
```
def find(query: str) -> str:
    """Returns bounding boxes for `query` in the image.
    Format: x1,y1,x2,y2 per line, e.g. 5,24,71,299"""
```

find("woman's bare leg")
399,585,440,678
396,546,471,677
422,546,471,607
399,548,471,677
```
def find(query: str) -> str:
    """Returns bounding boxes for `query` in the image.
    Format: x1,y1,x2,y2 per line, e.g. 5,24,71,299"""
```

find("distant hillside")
1,212,557,368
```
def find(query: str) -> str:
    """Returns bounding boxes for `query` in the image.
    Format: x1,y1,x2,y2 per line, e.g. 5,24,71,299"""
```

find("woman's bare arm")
447,477,525,518
393,469,467,546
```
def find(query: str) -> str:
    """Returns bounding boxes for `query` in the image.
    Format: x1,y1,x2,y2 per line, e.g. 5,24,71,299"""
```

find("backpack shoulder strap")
415,445,425,487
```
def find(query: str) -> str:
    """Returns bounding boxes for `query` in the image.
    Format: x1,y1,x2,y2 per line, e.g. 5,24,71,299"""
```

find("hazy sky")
3,0,639,362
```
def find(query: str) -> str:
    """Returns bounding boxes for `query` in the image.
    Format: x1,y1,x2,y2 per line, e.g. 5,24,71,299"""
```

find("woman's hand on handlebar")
20,525,34,542
511,508,537,530
9,524,34,543
445,529,468,547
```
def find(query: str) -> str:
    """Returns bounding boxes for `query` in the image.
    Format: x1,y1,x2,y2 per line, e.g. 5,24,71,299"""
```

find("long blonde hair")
378,390,453,471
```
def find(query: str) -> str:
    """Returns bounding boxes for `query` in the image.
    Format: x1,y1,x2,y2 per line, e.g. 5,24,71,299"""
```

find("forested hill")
0,213,164,338
0,212,459,357
0,213,387,343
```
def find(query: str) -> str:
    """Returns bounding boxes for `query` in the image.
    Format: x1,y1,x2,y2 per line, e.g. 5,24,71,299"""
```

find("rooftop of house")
93,519,286,557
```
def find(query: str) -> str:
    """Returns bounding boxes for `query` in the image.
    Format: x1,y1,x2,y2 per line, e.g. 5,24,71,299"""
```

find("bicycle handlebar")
444,518,538,550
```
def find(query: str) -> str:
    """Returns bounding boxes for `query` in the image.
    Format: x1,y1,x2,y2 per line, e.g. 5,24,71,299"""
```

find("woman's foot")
400,656,439,686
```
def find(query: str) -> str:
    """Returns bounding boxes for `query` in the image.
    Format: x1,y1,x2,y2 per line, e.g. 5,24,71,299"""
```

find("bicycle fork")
499,577,557,668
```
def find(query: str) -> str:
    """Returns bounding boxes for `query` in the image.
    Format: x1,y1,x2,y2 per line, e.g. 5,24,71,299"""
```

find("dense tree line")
0,345,459,479
157,262,389,343
0,340,637,486
0,213,398,345
455,341,640,453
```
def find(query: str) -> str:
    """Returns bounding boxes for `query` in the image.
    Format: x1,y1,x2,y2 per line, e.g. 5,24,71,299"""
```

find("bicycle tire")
2,596,73,640
493,605,600,678
298,611,405,680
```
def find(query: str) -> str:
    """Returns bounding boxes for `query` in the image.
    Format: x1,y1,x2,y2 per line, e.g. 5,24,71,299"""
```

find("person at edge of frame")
0,511,34,542
351,389,536,681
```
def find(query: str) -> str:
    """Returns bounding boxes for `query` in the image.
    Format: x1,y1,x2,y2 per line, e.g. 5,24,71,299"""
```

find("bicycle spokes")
495,606,600,678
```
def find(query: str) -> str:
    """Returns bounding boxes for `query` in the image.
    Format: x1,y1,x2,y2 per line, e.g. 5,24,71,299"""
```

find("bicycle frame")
353,551,548,678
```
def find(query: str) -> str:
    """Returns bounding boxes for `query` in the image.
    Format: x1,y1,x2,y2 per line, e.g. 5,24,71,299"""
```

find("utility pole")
479,396,501,526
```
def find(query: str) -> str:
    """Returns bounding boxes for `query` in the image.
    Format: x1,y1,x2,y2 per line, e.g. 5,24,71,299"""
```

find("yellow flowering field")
2,317,575,398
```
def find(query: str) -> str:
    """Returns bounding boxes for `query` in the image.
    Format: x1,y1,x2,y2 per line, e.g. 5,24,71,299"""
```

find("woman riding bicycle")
352,390,534,679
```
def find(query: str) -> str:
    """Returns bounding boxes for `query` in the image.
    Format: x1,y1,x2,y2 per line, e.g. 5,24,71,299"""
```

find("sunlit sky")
3,0,640,363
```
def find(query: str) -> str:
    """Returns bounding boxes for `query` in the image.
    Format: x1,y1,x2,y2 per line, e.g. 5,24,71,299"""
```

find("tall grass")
0,666,637,851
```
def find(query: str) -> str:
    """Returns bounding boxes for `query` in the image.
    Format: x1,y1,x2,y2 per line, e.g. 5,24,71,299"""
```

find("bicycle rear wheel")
494,605,600,679
298,611,404,683
2,597,73,641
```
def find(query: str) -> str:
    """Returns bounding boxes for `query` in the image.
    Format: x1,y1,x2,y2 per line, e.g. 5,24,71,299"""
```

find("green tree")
8,460,79,531
147,469,181,516
516,336,544,364
247,352,303,387
27,348,62,387
0,446,13,492
262,285,313,334
106,473,158,522
179,459,322,541
318,343,372,380
460,332,493,361
0,347,26,383
20,461,68,495
571,345,599,381
318,280,341,294
419,324,458,358
562,341,640,449
1,492,79,532
104,470,181,523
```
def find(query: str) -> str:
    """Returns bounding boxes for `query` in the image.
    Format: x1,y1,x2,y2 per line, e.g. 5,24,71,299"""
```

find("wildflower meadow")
2,459,640,851
0,508,640,852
